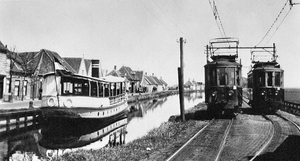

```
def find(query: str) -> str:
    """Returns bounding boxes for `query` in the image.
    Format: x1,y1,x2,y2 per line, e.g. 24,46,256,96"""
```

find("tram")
41,71,128,119
247,45,284,112
204,37,243,114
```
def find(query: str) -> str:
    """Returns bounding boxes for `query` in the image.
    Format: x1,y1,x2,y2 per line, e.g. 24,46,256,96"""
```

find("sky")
0,0,299,87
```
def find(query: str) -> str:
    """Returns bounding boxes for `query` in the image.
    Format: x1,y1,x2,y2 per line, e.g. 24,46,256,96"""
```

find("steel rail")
249,115,275,161
276,112,300,132
215,118,234,161
165,119,214,161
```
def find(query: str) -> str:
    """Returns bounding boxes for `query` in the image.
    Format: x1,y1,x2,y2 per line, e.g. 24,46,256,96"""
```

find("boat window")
74,83,82,95
99,82,104,97
83,82,89,96
104,84,109,97
227,68,235,85
257,72,265,87
267,72,273,86
116,83,120,95
218,68,226,85
275,72,280,86
91,81,97,97
120,82,123,94
62,82,73,95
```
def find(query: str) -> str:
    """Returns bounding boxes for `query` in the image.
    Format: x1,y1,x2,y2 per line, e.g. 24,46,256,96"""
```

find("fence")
0,109,42,137
281,101,300,116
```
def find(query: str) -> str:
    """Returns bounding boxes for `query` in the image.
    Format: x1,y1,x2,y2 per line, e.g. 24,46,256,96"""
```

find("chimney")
152,73,154,76
114,65,117,70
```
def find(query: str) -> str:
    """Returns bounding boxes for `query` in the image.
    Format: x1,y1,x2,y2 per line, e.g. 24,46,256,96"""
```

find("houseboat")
41,71,128,119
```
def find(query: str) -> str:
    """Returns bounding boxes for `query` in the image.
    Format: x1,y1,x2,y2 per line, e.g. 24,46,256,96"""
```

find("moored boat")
40,71,128,119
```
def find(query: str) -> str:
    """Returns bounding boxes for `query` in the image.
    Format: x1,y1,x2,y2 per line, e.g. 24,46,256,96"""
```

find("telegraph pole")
178,37,185,122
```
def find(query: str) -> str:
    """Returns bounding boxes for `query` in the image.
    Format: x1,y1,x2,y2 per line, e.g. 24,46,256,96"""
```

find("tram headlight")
228,90,234,96
212,91,217,97
261,90,266,96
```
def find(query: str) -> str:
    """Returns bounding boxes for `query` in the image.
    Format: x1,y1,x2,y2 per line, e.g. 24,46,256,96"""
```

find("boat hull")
41,100,128,119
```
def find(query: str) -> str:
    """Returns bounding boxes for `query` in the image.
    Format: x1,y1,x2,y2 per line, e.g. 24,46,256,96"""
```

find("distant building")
107,66,168,93
63,57,102,78
0,41,9,101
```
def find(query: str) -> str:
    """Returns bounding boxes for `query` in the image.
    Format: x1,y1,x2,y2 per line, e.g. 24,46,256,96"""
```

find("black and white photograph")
0,0,300,160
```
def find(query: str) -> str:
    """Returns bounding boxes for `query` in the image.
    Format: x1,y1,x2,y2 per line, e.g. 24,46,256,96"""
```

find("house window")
23,80,28,96
14,80,20,96
6,78,10,93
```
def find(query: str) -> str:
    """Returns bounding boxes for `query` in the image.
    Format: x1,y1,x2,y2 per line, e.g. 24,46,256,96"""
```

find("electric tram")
247,44,284,112
204,37,243,114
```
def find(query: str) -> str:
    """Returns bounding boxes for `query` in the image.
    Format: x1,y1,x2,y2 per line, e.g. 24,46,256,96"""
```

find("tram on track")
204,37,243,114
247,44,284,112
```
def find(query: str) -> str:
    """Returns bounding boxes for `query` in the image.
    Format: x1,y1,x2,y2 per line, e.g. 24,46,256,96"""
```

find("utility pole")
178,37,185,122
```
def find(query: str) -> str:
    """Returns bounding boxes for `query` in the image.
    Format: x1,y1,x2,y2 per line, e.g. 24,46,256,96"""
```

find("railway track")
250,112,300,160
166,118,234,161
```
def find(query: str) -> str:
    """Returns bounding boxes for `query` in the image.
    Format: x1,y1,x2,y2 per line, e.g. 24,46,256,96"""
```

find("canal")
0,92,204,160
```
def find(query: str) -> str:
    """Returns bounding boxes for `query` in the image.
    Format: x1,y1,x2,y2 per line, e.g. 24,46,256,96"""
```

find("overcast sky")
1,0,299,87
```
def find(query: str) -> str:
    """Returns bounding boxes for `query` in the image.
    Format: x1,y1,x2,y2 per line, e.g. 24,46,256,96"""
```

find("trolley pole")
178,37,185,122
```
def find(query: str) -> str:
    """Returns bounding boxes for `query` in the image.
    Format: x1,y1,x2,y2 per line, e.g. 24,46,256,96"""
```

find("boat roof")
44,72,125,83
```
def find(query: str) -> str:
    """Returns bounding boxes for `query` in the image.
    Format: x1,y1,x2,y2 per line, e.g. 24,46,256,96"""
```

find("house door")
0,76,3,99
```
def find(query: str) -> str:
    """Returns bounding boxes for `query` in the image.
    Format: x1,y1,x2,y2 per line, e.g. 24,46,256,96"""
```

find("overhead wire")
208,0,226,38
265,7,292,45
255,0,290,46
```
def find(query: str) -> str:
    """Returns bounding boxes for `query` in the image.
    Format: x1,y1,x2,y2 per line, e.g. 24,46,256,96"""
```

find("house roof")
145,75,157,85
152,75,163,86
84,59,91,73
159,78,168,86
135,71,144,81
107,69,122,77
63,57,82,73
185,80,194,86
0,41,7,53
119,66,139,81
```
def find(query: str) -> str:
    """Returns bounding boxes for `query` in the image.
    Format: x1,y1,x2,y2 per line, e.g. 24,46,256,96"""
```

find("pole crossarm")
207,46,274,50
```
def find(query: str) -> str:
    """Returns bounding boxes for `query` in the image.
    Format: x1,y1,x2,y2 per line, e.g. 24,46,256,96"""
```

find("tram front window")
209,69,217,86
267,72,272,86
275,72,280,86
218,68,226,85
258,72,265,87
227,68,235,85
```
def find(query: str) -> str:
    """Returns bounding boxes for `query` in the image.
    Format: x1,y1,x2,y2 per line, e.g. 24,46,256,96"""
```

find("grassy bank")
55,103,208,161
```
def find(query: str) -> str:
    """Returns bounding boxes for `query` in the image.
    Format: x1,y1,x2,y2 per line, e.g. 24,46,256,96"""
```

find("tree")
8,49,38,101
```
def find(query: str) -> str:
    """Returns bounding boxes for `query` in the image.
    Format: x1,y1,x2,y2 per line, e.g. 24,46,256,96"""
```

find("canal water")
0,92,204,160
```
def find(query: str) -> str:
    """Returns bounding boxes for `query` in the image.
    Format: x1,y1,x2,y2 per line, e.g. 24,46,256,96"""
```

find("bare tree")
9,49,38,101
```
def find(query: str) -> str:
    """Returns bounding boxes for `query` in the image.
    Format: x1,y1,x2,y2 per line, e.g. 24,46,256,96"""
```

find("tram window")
218,68,226,85
257,72,265,87
227,68,235,85
210,69,216,86
236,69,240,86
275,72,280,86
267,72,272,86
281,72,284,86
91,81,97,97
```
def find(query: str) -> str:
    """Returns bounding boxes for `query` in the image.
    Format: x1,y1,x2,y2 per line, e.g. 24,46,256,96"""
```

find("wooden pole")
178,37,185,121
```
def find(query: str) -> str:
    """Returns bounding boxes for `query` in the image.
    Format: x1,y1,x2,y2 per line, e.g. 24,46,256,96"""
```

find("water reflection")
1,92,204,160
